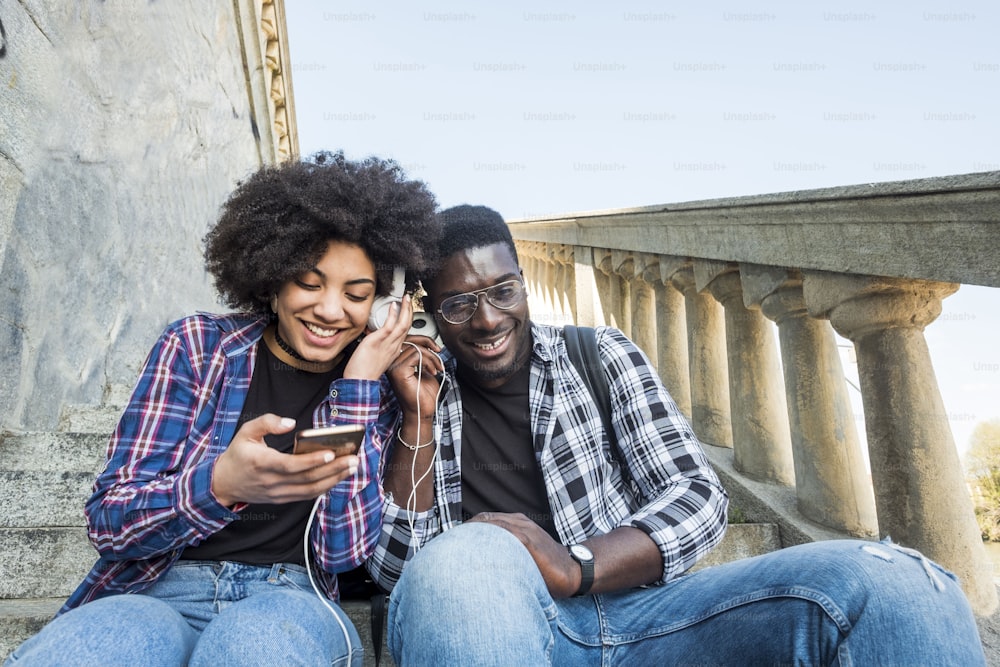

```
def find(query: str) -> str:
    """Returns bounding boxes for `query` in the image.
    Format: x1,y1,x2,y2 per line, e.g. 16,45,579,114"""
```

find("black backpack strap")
563,325,616,449
370,592,387,667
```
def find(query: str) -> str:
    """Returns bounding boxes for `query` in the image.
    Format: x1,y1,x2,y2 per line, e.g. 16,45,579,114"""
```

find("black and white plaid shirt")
369,322,729,592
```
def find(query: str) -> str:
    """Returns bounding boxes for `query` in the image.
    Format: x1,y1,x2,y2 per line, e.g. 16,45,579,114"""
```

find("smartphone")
293,424,365,456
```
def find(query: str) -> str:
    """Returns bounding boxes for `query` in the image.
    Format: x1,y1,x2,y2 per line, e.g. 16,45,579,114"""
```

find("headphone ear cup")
368,266,407,330
368,295,401,330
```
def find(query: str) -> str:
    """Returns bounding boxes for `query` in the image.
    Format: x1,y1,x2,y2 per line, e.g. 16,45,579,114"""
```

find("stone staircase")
0,405,782,665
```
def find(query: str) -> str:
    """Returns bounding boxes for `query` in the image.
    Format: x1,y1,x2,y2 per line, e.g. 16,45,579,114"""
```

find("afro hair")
203,151,440,313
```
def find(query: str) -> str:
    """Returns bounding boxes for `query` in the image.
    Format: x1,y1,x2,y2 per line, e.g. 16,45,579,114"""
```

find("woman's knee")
6,594,194,665
190,589,361,667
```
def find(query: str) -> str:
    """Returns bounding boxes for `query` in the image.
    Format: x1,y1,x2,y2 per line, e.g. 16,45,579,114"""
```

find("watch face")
570,544,594,562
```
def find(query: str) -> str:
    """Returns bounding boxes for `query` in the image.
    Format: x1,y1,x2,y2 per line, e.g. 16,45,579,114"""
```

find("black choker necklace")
262,324,340,373
273,326,307,361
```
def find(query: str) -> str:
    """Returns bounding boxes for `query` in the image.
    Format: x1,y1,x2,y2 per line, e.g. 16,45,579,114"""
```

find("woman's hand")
343,295,416,381
211,414,360,507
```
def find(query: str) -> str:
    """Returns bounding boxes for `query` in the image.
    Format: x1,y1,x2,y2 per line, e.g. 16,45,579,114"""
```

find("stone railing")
508,171,1000,614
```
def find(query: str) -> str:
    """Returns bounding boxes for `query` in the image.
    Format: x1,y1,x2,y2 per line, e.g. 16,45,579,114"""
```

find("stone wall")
0,1,289,430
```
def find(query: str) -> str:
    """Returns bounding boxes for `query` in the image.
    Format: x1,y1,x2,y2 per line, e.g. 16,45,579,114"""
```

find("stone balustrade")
509,171,1000,615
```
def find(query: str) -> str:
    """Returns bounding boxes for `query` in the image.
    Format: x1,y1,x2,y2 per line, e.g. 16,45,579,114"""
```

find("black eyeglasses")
436,279,526,324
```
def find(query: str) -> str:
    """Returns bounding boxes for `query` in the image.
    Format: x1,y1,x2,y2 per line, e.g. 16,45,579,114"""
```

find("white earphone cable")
401,341,444,551
304,494,353,655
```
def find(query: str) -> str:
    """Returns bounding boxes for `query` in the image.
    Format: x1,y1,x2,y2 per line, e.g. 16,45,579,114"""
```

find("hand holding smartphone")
293,424,365,456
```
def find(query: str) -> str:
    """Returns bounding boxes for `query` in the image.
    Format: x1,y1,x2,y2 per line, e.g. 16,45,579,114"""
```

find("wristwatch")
567,544,595,597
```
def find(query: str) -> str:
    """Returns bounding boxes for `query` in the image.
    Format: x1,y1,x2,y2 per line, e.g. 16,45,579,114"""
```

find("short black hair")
432,205,518,275
204,151,439,312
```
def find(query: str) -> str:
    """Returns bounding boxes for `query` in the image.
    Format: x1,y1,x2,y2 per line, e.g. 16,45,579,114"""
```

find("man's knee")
400,522,536,592
775,539,970,615
388,523,557,665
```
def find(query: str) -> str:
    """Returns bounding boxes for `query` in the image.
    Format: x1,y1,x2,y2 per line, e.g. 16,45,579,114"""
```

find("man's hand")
468,512,581,598
468,511,665,598
386,335,444,421
211,414,360,507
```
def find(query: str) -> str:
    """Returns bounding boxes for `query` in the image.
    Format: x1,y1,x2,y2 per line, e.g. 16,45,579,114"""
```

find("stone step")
0,598,65,663
0,470,93,527
0,528,96,599
58,403,125,435
690,521,782,571
0,432,107,529
0,432,108,473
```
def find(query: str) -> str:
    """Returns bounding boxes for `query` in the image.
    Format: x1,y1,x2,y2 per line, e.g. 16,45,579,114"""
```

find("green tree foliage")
965,420,1000,541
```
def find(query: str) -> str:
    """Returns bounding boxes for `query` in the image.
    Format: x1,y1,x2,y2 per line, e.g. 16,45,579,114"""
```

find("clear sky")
284,1,999,454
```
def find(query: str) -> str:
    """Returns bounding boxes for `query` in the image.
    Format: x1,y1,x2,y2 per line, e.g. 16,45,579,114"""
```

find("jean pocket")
272,563,314,592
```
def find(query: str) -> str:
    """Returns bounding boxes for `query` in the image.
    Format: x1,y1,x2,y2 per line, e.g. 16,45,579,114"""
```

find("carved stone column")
611,250,634,336
571,246,603,327
669,264,732,447
594,250,629,331
700,262,794,484
540,253,558,326
627,255,658,367
744,265,877,536
592,250,618,328
552,245,575,326
806,272,997,614
519,245,546,320
643,254,691,417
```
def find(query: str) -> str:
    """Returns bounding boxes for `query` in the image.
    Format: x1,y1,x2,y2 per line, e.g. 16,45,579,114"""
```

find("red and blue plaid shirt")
61,312,386,613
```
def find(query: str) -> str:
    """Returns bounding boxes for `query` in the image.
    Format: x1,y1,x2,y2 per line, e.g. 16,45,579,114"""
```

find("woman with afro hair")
6,152,440,667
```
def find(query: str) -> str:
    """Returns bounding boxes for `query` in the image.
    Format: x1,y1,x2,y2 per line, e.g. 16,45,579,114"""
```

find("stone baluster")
594,250,628,330
806,272,998,614
744,265,877,536
570,246,604,327
540,252,559,326
624,254,658,367
644,254,692,418
611,250,635,336
519,244,545,318
552,245,575,326
699,261,794,484
668,263,732,447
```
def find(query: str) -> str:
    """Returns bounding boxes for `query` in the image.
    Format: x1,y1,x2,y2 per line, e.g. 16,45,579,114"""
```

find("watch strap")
569,546,595,597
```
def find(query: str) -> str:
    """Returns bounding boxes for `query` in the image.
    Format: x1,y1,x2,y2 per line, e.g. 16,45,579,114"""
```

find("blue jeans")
5,561,363,667
388,522,986,666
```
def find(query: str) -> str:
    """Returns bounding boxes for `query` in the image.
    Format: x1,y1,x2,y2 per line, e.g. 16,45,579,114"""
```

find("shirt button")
330,389,338,398
331,409,338,417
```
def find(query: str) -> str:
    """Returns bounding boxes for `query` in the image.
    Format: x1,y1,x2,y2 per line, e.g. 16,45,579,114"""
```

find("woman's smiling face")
273,240,376,363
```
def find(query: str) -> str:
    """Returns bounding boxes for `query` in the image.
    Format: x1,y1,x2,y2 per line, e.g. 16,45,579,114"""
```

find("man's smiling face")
425,242,532,389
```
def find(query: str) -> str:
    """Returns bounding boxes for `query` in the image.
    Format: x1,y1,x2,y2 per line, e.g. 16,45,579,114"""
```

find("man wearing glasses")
369,205,983,666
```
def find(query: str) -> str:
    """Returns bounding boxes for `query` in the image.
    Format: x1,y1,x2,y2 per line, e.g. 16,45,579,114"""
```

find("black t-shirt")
181,340,344,565
458,362,558,540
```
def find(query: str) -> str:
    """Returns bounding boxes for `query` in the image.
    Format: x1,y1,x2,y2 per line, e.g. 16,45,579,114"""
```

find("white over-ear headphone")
368,266,440,341
368,266,406,330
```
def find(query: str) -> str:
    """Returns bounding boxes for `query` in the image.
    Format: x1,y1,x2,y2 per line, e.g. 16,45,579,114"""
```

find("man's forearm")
586,526,664,593
383,416,436,510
